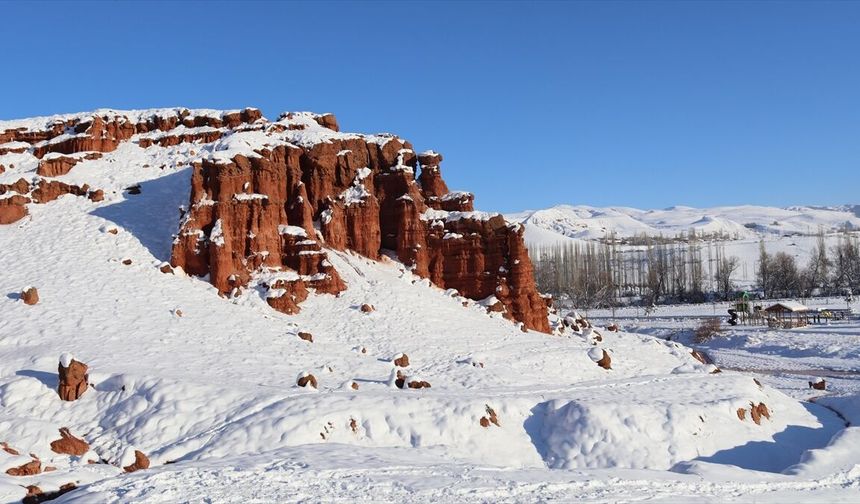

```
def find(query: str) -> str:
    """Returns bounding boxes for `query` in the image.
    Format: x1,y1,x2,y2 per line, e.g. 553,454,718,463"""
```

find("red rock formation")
596,350,612,370
88,189,105,202
297,372,318,388
57,356,89,401
31,180,89,203
0,195,29,224
22,483,77,504
810,379,826,390
0,178,32,196
37,153,101,177
392,354,410,367
50,428,89,456
750,402,771,425
123,450,150,473
6,459,41,476
1,442,20,455
480,405,500,427
20,287,39,305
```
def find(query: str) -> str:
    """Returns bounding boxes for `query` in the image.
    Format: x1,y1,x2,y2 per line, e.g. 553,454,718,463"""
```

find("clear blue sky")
2,1,858,212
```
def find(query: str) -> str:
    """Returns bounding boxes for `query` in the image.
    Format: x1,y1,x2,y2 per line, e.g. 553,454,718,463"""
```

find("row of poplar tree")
531,230,860,308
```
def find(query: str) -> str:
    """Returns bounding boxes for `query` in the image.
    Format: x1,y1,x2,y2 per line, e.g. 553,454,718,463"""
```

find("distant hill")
506,204,860,246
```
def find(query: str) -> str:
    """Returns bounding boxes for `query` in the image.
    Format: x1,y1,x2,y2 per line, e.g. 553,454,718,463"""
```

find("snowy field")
1,114,860,502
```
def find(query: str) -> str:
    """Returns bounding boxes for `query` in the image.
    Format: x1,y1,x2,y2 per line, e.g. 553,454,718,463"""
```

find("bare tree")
715,255,740,300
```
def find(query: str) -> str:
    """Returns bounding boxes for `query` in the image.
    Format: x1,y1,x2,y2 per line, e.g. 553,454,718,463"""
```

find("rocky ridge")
0,108,549,331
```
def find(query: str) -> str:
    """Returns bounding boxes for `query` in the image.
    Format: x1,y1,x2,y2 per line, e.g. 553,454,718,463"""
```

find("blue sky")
2,1,858,212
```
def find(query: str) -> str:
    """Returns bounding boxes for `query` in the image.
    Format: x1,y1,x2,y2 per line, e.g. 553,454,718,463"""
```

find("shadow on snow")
90,168,192,263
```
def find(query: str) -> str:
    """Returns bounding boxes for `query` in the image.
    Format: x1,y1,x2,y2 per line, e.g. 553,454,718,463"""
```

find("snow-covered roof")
764,301,809,313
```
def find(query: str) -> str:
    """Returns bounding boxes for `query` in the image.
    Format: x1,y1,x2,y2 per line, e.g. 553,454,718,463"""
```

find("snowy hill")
507,204,860,245
1,109,859,502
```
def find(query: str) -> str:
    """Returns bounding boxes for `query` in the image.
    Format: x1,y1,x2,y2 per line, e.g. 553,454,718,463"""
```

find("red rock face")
0,108,263,160
36,153,101,177
0,195,29,224
167,113,549,331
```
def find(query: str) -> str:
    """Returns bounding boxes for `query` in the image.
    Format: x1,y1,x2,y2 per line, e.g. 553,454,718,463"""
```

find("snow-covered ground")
1,115,860,502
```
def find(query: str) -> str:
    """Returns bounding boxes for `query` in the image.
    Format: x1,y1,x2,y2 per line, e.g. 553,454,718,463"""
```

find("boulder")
21,287,39,305
407,380,431,389
1,442,19,455
88,189,105,202
5,459,40,476
809,379,826,390
596,350,612,370
22,483,77,504
298,332,313,343
392,353,410,368
360,303,375,313
50,428,89,456
57,353,89,401
690,350,710,365
122,450,150,473
297,372,318,389
480,405,500,427
750,402,771,425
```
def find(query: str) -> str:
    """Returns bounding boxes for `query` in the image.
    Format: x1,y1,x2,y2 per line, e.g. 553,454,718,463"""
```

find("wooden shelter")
764,301,810,328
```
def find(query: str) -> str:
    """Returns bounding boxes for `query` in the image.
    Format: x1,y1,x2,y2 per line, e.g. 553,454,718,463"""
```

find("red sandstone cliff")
169,112,549,331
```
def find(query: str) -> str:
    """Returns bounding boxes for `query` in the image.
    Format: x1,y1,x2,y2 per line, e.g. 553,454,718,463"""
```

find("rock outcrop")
0,195,29,224
57,354,89,402
169,112,549,331
5,459,40,476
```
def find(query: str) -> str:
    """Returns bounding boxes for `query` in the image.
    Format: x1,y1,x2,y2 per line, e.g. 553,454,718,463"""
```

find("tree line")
532,230,859,309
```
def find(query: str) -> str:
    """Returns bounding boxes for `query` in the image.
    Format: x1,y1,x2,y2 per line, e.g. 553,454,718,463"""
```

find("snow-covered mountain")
507,204,860,245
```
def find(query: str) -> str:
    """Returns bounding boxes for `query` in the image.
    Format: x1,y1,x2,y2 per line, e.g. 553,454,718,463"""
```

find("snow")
508,204,860,243
0,108,258,134
0,109,859,502
231,193,268,202
59,352,74,368
766,301,810,312
421,209,501,223
440,190,472,201
209,219,224,247
277,225,307,237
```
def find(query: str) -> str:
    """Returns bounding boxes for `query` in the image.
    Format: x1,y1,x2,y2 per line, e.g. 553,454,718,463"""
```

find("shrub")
694,318,722,343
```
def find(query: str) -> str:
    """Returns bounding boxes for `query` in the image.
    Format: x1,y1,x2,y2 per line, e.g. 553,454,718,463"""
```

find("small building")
764,301,810,328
